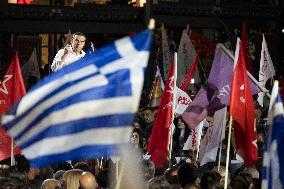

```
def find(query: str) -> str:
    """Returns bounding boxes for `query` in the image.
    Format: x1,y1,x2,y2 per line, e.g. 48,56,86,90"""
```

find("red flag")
241,22,254,75
147,62,175,167
189,31,216,59
230,39,258,166
179,49,202,91
0,51,26,161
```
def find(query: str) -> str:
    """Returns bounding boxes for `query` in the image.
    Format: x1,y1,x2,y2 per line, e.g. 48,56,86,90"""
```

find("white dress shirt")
51,49,86,72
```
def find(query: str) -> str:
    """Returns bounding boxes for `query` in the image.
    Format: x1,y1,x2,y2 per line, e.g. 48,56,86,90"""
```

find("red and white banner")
175,87,192,115
0,51,26,161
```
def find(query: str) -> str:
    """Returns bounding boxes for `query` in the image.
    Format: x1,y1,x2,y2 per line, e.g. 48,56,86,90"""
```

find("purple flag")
182,46,260,129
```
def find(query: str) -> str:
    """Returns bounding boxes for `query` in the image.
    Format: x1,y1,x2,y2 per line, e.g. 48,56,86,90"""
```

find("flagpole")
195,121,202,162
224,115,233,189
217,43,271,98
217,123,224,171
217,139,222,171
10,139,15,166
168,52,177,167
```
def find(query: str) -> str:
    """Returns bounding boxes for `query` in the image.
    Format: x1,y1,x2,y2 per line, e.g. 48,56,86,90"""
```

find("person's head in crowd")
200,170,222,189
53,170,65,187
39,166,54,180
27,168,41,181
3,182,17,189
141,159,155,181
147,175,172,189
213,165,230,186
80,159,100,175
230,174,252,189
164,166,179,185
243,167,260,189
96,169,109,189
93,159,102,175
130,128,143,149
79,171,97,189
133,121,141,129
15,154,30,173
257,132,264,143
154,163,169,177
6,166,27,183
177,117,186,129
0,165,7,177
177,162,199,188
71,32,86,55
141,107,157,125
41,178,61,189
255,107,262,120
142,137,148,151
63,169,83,189
1,177,17,189
73,162,91,173
54,161,73,171
184,185,200,189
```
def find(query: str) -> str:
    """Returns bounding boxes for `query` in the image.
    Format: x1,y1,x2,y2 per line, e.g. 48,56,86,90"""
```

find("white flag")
157,65,165,90
177,26,200,86
198,107,227,166
183,119,204,151
175,87,192,115
161,25,171,80
22,48,41,82
148,66,165,107
257,35,275,107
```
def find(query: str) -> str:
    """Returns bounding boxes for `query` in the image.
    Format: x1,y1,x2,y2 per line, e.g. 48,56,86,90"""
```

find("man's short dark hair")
73,32,86,38
177,162,198,188
73,162,91,172
200,171,221,189
141,159,155,181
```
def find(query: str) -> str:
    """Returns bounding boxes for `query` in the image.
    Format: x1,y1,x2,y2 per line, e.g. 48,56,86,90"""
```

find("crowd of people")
128,99,267,189
0,87,269,189
0,31,281,189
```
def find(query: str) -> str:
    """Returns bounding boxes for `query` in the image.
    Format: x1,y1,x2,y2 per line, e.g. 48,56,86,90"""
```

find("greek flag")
262,80,284,189
1,30,152,168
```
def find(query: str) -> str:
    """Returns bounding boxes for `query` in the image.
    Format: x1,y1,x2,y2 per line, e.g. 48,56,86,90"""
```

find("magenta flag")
182,46,259,129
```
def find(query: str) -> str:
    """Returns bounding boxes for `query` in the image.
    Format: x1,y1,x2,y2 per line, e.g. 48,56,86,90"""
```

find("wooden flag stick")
217,122,224,171
224,115,233,189
10,139,15,166
168,52,178,167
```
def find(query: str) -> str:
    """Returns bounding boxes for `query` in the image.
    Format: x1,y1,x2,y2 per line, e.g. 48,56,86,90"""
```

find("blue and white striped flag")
262,80,284,189
1,30,152,168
